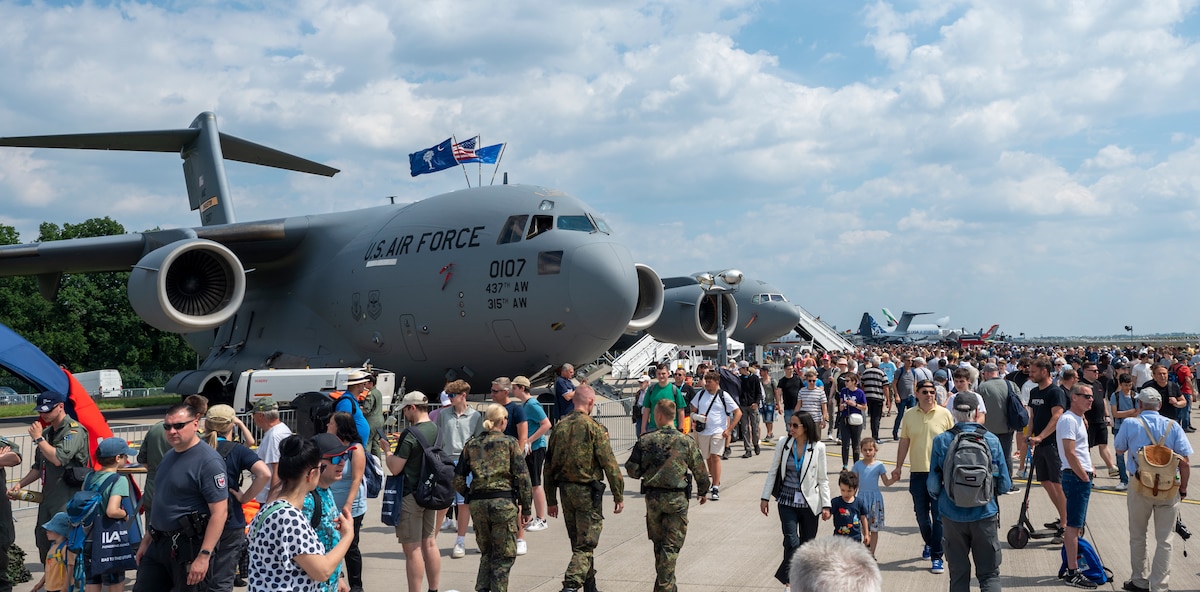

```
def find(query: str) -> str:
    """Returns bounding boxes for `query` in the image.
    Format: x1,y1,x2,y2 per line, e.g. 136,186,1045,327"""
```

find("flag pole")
489,143,507,186
478,136,483,187
452,135,471,188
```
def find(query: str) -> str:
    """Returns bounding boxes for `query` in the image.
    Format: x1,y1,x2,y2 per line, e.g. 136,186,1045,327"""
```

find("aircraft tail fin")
0,112,339,227
983,324,999,339
934,315,950,327
882,308,899,327
858,313,873,337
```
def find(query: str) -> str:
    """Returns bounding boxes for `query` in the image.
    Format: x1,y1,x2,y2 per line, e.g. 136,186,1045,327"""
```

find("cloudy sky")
1,0,1199,338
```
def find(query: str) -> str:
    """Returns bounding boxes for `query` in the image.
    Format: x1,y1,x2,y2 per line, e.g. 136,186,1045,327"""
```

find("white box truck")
230,368,397,414
74,369,123,398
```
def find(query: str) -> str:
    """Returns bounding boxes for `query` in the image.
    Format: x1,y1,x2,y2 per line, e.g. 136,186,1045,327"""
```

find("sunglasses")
310,464,327,475
789,423,802,428
490,388,504,393
1076,394,1095,400
327,453,348,466
164,420,195,432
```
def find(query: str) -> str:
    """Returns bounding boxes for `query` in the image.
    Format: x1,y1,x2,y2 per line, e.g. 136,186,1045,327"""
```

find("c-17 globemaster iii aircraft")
0,112,670,404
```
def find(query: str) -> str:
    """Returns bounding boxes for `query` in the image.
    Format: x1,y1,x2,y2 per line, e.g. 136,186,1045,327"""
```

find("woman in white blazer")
759,411,831,588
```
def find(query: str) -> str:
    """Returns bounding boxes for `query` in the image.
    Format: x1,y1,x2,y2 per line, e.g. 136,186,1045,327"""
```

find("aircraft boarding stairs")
794,305,856,352
609,333,680,379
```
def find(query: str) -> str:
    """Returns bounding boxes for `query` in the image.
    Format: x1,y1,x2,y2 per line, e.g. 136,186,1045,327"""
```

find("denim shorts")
1061,470,1093,529
759,404,776,422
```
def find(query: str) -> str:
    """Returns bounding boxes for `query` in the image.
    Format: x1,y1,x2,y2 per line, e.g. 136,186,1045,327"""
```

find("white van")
230,367,397,414
74,369,124,398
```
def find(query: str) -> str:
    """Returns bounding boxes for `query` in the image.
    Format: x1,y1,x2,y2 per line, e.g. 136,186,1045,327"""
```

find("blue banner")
408,138,457,177
476,143,503,164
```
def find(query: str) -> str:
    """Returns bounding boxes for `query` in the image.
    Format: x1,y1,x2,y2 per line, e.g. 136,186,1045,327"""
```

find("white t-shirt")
1055,410,1092,473
247,500,325,592
256,422,293,503
691,389,738,436
945,391,987,415
1020,380,1036,405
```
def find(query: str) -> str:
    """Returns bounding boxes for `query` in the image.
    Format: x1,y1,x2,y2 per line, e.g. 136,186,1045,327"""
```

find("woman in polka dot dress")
247,435,355,592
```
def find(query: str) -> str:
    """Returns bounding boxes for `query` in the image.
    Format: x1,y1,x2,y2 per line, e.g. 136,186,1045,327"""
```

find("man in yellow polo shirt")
891,379,955,575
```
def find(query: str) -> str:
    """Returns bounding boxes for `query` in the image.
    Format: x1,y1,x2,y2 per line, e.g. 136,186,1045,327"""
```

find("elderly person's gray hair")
789,536,881,592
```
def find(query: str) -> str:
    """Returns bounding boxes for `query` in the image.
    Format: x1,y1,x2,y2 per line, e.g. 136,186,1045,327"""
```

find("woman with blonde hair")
453,404,533,592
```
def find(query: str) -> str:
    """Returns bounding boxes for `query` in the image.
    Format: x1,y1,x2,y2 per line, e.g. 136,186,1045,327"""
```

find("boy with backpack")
385,392,443,592
927,391,1010,592
32,512,73,592
74,438,140,592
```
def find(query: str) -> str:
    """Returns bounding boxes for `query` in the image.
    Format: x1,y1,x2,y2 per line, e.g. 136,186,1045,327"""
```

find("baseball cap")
1136,388,1163,405
397,391,430,408
206,404,237,424
34,392,66,414
311,432,351,458
253,397,279,412
738,361,750,368
512,376,532,388
638,375,651,383
933,369,949,382
982,363,999,373
346,370,372,386
96,437,137,458
953,391,981,413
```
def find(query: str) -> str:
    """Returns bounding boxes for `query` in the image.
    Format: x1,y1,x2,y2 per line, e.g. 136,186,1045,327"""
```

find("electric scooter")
1006,443,1062,549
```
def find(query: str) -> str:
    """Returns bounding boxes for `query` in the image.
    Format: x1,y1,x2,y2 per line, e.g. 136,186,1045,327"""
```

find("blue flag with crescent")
409,138,457,177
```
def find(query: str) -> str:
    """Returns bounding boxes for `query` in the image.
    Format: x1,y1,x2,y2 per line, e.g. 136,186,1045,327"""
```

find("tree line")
0,218,196,390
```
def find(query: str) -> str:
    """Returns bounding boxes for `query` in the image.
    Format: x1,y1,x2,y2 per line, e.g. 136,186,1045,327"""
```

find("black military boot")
583,576,600,592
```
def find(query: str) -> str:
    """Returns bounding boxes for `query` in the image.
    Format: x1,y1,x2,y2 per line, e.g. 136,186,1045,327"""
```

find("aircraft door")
491,319,526,352
399,314,428,361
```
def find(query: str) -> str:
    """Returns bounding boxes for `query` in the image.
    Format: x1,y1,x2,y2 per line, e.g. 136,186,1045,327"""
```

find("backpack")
1058,537,1113,584
1004,381,1029,430
942,425,994,508
363,451,384,498
718,368,742,405
1132,417,1183,500
66,472,121,555
401,426,456,510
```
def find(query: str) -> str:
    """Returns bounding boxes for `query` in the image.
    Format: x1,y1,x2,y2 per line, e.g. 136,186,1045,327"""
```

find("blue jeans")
892,395,915,439
1061,470,1093,529
909,472,943,560
775,502,819,584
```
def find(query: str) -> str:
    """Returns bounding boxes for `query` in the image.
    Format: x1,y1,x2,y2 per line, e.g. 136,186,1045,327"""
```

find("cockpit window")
771,294,788,302
557,215,595,232
751,294,764,305
497,215,529,245
592,216,611,234
526,215,553,240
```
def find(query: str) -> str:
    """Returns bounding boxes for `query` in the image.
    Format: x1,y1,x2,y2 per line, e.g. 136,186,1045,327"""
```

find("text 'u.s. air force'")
364,226,486,261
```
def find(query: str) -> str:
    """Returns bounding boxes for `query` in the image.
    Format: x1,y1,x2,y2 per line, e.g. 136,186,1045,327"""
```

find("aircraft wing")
0,218,309,293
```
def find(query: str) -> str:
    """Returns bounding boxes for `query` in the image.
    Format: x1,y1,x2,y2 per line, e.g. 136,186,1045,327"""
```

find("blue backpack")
1058,537,1113,584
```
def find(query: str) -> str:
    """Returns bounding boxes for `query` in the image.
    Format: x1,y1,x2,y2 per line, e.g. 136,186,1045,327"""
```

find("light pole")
695,269,743,367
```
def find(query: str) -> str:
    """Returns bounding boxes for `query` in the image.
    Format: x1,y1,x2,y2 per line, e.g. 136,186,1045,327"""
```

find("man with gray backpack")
928,391,1011,592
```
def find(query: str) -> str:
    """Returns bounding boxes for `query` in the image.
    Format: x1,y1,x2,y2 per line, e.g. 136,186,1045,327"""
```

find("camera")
1176,518,1192,541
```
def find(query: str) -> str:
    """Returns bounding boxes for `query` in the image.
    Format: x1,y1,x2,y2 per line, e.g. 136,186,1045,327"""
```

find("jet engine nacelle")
644,282,737,345
625,263,664,332
128,239,246,333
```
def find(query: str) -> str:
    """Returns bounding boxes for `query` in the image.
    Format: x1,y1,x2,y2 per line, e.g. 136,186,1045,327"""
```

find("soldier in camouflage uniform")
625,400,710,592
455,404,533,592
546,383,624,592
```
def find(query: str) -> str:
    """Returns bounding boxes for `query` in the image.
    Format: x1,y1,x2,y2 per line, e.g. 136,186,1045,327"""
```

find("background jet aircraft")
856,311,935,344
947,324,1001,347
881,307,950,336
0,113,668,404
643,271,801,354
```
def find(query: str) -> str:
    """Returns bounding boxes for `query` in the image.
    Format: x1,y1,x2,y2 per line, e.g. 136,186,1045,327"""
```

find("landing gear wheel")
1007,525,1030,549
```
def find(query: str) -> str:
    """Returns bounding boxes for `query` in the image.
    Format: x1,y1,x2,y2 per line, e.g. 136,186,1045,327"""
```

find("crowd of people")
5,341,1197,592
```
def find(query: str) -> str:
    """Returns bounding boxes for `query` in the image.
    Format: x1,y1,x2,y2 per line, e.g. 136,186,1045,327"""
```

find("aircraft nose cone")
567,243,638,340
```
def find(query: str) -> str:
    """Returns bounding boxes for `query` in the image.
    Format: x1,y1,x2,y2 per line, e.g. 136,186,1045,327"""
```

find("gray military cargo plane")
0,112,671,402
646,272,801,347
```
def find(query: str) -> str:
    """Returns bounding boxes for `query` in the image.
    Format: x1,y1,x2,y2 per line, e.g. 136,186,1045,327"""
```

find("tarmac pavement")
4,414,1200,591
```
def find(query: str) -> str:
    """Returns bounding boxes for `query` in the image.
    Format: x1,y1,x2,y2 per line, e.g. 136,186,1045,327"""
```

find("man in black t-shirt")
1079,362,1117,477
1027,358,1067,541
776,365,803,428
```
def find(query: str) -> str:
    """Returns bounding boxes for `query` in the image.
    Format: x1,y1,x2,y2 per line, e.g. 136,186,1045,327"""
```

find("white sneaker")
516,539,528,555
452,542,466,558
1115,482,1128,491
526,518,548,532
441,518,457,531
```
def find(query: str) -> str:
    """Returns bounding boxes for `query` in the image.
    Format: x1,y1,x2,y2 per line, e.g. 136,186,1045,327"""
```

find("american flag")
452,136,478,162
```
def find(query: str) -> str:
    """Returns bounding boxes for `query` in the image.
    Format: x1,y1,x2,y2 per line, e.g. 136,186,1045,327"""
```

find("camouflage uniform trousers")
645,491,689,592
469,497,520,592
561,483,604,588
